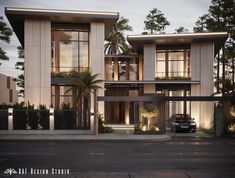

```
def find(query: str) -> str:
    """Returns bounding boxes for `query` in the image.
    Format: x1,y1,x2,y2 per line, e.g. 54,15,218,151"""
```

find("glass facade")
51,29,89,73
155,50,190,79
168,90,191,117
105,57,141,81
51,86,76,108
51,24,90,109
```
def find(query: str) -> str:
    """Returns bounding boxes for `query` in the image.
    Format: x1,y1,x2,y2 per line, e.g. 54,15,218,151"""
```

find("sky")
0,0,212,78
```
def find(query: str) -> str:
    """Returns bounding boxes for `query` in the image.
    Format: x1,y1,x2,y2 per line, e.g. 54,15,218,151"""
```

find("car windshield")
173,114,192,120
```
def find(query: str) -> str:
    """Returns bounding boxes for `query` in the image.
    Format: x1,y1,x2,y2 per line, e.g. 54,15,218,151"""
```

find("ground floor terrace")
103,83,211,130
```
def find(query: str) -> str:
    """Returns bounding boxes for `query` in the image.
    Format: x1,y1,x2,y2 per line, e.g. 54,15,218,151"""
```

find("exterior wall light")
8,108,13,130
49,108,54,116
8,108,13,116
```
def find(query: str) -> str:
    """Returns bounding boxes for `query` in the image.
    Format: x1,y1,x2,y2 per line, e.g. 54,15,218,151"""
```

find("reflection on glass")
79,32,88,41
79,42,89,68
105,59,114,80
60,41,79,71
59,86,72,95
156,52,166,78
51,86,75,108
51,30,89,73
168,52,184,77
168,90,190,118
155,50,190,78
59,31,78,41
105,57,140,81
119,59,126,80
129,58,138,80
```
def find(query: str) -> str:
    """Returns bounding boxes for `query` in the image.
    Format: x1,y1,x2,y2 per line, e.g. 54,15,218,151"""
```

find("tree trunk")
83,97,89,128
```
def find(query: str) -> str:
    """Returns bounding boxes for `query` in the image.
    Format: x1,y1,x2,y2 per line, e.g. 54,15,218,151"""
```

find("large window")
155,50,190,79
51,86,76,108
51,28,89,73
105,57,141,81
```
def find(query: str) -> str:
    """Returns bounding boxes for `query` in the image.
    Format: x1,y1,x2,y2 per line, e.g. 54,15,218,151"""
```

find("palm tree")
67,70,102,128
104,16,133,55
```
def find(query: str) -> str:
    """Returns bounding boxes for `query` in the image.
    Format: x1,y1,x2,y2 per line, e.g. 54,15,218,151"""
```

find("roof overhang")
127,32,228,55
5,7,119,46
104,80,200,84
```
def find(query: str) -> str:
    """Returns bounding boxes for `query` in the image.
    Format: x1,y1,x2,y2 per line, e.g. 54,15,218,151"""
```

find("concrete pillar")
90,22,105,116
24,19,51,107
8,108,13,131
191,85,200,127
191,42,214,129
49,108,54,131
143,44,156,80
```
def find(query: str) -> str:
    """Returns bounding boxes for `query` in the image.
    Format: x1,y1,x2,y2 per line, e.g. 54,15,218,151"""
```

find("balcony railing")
155,72,191,80
51,67,89,77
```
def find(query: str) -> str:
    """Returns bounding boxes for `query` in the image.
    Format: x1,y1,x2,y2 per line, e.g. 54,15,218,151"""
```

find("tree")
0,16,13,63
193,0,235,94
66,70,102,127
14,46,24,97
174,26,189,34
144,8,170,34
104,17,133,55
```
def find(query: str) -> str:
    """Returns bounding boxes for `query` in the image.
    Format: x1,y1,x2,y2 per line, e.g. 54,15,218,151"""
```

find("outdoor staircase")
104,124,135,134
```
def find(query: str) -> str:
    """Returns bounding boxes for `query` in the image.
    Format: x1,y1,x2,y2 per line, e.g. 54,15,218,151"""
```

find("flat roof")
127,32,228,54
5,7,119,46
104,80,200,84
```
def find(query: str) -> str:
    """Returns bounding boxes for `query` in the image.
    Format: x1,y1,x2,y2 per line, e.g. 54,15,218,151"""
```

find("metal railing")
155,72,191,80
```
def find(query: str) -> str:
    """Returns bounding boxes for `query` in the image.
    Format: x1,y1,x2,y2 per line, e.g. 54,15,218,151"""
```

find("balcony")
51,67,89,85
51,67,89,77
155,72,191,80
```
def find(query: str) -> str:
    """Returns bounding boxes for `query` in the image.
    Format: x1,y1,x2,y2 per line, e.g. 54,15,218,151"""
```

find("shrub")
98,114,114,133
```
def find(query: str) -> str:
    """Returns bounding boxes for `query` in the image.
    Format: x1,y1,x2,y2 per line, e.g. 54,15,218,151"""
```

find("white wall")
143,44,156,80
90,22,105,115
191,42,214,129
24,20,51,107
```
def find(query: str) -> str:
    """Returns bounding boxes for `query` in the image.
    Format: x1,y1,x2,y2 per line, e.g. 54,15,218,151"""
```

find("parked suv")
169,114,196,133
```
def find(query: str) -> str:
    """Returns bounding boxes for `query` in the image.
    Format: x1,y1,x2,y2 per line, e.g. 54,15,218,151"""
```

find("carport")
97,95,235,136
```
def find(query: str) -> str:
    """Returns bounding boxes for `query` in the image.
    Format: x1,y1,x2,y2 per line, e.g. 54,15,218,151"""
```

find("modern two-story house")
104,33,228,130
5,7,228,132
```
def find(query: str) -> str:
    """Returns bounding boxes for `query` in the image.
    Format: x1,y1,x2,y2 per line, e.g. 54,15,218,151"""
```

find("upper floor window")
155,50,190,79
51,24,89,74
105,57,142,81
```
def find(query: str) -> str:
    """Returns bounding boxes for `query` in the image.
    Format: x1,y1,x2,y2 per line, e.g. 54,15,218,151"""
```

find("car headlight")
190,122,196,126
